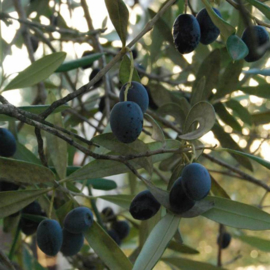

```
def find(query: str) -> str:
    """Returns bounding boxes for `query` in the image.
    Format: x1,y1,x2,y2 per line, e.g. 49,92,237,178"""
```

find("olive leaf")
202,196,270,230
177,200,214,218
105,0,129,47
4,52,66,90
119,55,141,84
225,99,252,126
192,49,221,101
157,103,186,127
0,157,55,184
212,123,253,171
84,221,133,270
210,175,231,199
190,76,206,106
236,234,270,252
163,257,226,270
55,53,103,72
245,0,270,20
0,189,51,218
168,241,199,254
215,59,244,99
45,91,67,179
144,113,165,144
97,195,133,209
179,101,216,141
133,213,180,270
214,102,242,133
216,148,270,170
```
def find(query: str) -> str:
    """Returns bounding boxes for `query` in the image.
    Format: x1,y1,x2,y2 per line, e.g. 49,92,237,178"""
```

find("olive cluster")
129,163,211,220
173,8,269,62
169,163,211,214
101,207,130,245
173,8,222,54
37,207,93,257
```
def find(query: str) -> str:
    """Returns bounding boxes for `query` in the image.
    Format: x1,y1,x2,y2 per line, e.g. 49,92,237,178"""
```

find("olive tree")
0,0,270,269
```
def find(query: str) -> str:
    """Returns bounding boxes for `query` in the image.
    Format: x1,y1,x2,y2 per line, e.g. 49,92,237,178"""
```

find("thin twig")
203,154,270,191
0,12,106,36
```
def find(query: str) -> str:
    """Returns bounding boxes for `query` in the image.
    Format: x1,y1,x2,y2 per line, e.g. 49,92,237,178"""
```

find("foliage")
0,0,270,269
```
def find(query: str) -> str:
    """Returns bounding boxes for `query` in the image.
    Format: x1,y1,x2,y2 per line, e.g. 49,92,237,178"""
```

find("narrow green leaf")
22,213,47,223
148,9,174,46
84,221,133,270
212,123,253,171
226,34,249,61
165,46,189,68
4,52,66,90
55,53,103,72
243,68,270,76
92,133,153,175
147,83,172,107
225,99,252,126
252,110,270,126
0,189,50,218
3,212,21,233
149,20,163,64
144,113,165,143
179,200,214,218
159,154,182,172
139,210,162,249
67,140,181,181
215,60,243,99
45,92,67,179
192,49,221,100
210,175,231,199
245,0,270,20
83,179,117,191
119,55,141,85
50,166,80,176
133,213,180,270
13,142,41,165
202,196,270,230
236,234,270,252
157,103,186,127
240,84,270,99
104,0,129,47
0,157,55,184
190,76,206,106
97,194,133,209
214,102,242,132
168,241,199,254
216,148,270,170
202,0,235,40
179,101,216,141
162,257,226,270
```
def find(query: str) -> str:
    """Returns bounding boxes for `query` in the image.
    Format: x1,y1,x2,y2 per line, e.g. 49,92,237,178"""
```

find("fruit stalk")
49,189,55,219
124,48,134,102
8,225,21,260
